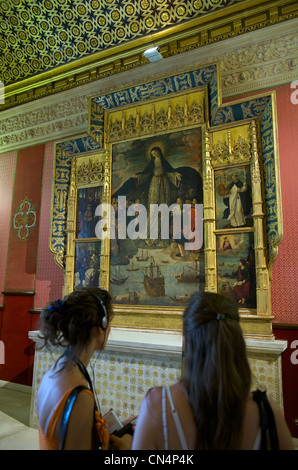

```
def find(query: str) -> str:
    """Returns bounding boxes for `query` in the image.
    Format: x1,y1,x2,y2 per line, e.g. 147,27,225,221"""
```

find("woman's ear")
91,325,103,338
97,325,104,335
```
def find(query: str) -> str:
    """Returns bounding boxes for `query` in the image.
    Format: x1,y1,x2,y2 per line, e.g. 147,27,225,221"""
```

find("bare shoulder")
76,389,95,412
63,389,95,449
132,386,164,450
72,388,94,409
142,386,163,418
146,386,163,404
269,399,294,450
63,388,94,428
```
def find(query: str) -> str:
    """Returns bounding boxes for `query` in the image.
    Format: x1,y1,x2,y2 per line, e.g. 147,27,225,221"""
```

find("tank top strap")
162,385,189,450
162,386,168,450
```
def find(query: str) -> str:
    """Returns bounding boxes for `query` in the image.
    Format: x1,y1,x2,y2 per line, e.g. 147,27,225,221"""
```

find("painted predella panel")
216,232,256,309
109,128,204,307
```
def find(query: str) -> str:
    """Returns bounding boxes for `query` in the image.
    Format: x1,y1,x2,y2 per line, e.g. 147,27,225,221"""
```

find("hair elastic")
217,313,225,320
48,299,64,314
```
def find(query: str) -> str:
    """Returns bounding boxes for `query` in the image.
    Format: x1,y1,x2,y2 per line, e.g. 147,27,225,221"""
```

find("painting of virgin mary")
109,128,205,307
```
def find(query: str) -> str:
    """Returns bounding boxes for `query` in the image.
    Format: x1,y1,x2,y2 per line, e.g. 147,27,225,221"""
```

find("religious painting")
74,241,102,289
216,232,256,308
214,165,253,230
109,128,204,307
77,186,103,238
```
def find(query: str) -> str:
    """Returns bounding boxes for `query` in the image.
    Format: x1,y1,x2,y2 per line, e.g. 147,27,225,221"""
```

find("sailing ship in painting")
126,260,140,272
143,256,165,298
113,291,140,304
136,250,149,262
110,266,128,285
170,294,191,304
175,258,204,283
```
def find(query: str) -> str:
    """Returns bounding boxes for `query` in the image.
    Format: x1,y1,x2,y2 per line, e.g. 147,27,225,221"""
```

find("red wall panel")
0,144,45,385
273,327,298,438
34,141,64,309
0,294,34,384
271,85,298,325
0,151,17,306
5,145,45,291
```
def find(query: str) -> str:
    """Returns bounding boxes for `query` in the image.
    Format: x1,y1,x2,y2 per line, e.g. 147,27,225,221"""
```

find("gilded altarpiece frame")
61,151,106,297
104,90,207,329
51,65,282,338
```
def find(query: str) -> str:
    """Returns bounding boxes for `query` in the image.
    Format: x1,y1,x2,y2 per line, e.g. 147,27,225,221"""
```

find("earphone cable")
90,351,101,413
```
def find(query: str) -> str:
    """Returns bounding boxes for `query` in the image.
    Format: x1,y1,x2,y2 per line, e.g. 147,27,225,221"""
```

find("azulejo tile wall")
30,343,182,428
249,353,283,405
30,337,285,429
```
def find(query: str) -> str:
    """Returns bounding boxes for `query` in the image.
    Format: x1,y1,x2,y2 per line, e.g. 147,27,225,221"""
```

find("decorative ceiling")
0,0,244,86
0,0,297,109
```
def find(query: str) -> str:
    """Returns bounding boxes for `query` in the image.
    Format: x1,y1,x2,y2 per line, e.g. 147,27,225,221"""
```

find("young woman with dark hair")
132,292,294,450
36,287,132,450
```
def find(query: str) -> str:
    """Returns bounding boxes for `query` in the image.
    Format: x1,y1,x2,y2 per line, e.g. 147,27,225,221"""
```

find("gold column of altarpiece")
62,87,273,339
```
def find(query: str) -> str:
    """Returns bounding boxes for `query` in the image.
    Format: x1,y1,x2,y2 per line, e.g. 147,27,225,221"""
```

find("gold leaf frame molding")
50,65,282,339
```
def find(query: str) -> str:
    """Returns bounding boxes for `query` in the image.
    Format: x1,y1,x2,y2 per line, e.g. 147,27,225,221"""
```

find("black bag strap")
59,385,88,450
252,389,279,450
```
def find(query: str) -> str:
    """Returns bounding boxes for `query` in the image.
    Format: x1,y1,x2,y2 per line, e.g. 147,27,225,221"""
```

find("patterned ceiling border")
50,64,281,273
1,0,297,110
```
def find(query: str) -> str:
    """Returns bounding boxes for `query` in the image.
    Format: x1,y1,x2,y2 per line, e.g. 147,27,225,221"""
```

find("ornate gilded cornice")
1,0,297,110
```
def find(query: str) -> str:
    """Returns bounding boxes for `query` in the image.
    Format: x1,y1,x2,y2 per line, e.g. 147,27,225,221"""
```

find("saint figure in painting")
222,173,251,227
132,146,182,205
113,142,203,210
233,258,251,305
222,237,232,251
112,141,203,248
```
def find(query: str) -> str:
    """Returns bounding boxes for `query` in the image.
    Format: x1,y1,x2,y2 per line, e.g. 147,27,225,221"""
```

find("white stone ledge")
29,328,183,357
29,329,287,358
245,338,287,356
106,328,183,356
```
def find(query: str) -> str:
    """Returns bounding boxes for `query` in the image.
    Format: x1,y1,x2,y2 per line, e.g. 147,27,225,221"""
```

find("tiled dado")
28,330,287,429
